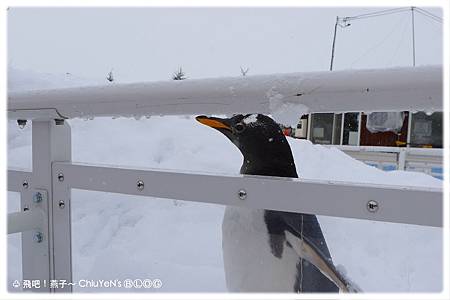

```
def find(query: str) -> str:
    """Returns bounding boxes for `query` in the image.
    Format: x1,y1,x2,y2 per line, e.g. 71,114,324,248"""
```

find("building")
291,111,443,179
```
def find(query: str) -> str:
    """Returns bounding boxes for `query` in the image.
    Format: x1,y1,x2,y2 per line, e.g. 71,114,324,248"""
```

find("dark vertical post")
329,16,339,71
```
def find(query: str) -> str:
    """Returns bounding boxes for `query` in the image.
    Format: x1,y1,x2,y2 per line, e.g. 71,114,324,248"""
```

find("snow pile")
7,70,443,293
267,88,310,127
8,116,442,293
291,141,441,187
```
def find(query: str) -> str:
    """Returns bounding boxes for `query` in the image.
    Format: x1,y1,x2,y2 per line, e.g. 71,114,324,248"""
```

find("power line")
329,6,442,71
339,7,442,24
342,7,410,22
330,7,411,70
414,7,443,23
349,13,409,68
414,7,443,21
387,14,411,66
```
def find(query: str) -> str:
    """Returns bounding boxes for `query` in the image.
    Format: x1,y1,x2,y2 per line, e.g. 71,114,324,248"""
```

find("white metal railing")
9,65,442,120
330,145,443,178
7,66,444,293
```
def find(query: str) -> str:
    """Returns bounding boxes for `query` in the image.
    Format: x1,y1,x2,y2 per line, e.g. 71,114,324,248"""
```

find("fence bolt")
33,232,43,243
238,189,247,200
57,173,65,182
367,200,379,213
137,180,145,191
33,192,43,203
55,119,65,125
22,180,29,189
17,119,27,129
59,200,65,209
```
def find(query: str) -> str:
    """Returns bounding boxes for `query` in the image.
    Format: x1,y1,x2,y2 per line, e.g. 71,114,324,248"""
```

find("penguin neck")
240,155,298,178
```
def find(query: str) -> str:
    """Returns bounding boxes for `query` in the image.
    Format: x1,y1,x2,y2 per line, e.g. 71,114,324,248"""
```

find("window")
293,115,309,139
332,114,342,145
410,112,443,148
360,112,408,147
310,113,334,144
343,113,360,146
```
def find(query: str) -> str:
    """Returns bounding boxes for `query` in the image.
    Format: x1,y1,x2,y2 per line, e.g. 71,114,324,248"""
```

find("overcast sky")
7,7,443,83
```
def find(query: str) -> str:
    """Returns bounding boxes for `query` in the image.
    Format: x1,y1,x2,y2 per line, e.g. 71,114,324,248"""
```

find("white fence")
7,66,443,293
332,146,443,178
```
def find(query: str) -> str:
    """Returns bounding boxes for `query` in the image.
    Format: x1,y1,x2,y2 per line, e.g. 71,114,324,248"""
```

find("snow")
267,88,310,127
10,66,442,122
8,67,105,92
7,70,443,293
242,114,258,125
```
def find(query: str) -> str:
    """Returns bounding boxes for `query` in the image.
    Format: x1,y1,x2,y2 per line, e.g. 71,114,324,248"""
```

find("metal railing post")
51,122,73,293
21,120,72,292
398,148,407,170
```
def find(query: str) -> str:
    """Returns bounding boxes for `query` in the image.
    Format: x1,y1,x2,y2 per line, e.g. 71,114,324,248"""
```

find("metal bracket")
20,187,51,293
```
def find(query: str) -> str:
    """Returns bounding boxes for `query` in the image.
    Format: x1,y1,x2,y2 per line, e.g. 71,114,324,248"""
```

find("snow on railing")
7,66,444,292
8,66,442,121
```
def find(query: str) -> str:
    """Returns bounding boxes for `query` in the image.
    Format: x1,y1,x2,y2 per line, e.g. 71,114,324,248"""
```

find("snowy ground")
7,71,443,293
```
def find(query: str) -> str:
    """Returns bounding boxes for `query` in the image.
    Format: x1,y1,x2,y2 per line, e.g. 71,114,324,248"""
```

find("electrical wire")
413,11,443,39
344,7,409,19
342,7,411,22
415,11,442,23
349,13,409,68
340,7,442,24
331,6,441,70
414,7,443,23
387,14,411,66
414,7,443,21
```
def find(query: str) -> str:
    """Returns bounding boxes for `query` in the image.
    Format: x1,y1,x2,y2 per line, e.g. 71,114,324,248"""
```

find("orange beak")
195,116,231,131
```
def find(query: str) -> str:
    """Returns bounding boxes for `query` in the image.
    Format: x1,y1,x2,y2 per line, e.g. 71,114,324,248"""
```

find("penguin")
196,113,354,293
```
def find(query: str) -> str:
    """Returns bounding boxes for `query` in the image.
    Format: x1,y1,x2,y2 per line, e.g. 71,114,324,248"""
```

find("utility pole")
411,7,416,66
329,7,440,70
329,16,339,71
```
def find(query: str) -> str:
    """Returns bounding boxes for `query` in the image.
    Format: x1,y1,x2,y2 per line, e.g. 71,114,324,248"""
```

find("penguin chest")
222,206,299,292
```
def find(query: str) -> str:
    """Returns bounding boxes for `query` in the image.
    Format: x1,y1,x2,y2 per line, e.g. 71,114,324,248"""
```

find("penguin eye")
234,122,246,133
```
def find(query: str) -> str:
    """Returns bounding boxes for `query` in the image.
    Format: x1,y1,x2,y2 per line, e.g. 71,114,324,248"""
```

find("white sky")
7,7,443,83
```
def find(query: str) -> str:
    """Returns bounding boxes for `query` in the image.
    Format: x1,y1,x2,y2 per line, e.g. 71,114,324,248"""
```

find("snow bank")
7,69,442,293
8,116,442,293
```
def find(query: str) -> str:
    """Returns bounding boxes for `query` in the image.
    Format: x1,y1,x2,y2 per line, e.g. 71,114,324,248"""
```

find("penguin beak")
195,115,232,131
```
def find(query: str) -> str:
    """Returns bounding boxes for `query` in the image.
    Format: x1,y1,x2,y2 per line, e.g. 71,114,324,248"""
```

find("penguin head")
196,114,297,177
